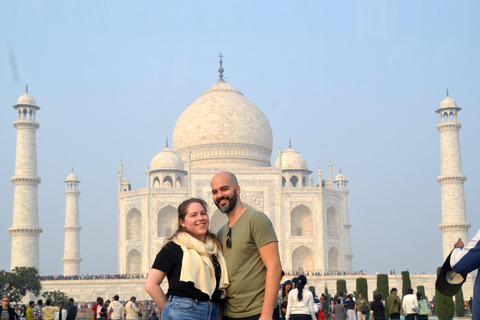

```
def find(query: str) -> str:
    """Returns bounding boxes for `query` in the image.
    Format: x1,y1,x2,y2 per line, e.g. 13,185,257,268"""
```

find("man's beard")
215,191,238,213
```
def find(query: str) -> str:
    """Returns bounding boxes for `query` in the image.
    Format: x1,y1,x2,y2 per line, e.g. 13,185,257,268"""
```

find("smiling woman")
144,198,230,320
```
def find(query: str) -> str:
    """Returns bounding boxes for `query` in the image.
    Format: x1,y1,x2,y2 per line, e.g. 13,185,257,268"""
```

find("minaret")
62,170,82,275
9,86,43,271
436,92,470,259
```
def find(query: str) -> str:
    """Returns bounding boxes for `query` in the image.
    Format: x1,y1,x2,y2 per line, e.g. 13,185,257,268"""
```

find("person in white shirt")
402,288,418,320
53,302,67,320
285,275,315,320
107,296,123,320
125,297,139,320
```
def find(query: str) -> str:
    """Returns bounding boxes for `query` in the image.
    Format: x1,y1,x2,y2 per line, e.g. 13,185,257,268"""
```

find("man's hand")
454,238,464,249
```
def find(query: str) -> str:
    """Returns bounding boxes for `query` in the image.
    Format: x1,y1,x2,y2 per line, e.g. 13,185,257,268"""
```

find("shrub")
336,279,347,296
356,277,368,301
416,285,425,298
401,271,411,297
309,285,316,297
436,267,454,320
455,288,465,317
377,274,389,300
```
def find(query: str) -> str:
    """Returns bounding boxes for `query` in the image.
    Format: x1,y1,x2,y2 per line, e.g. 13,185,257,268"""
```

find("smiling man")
211,171,282,320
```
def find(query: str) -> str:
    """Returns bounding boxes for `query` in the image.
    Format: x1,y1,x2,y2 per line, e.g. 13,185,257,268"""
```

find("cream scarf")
173,232,229,299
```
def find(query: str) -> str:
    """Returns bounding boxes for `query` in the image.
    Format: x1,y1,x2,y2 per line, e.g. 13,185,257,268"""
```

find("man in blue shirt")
451,229,480,320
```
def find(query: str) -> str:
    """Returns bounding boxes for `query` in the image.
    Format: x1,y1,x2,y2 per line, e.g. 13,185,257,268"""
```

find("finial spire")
26,84,28,93
72,167,74,173
446,88,449,97
289,138,291,149
339,168,342,174
166,138,169,148
218,52,225,81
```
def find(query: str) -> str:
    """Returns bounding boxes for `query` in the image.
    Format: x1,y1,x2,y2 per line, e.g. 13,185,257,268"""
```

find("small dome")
66,172,79,181
151,147,184,171
439,96,458,109
275,148,309,170
335,172,346,182
17,92,36,105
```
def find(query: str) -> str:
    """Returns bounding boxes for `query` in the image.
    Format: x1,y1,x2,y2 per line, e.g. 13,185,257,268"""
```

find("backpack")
361,304,369,315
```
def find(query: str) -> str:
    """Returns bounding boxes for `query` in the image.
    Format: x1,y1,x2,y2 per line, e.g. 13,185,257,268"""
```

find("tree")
356,277,368,301
416,285,425,298
455,288,465,317
336,279,347,296
309,286,316,297
436,267,454,320
376,274,389,300
42,290,69,305
325,286,330,320
401,271,412,297
0,267,41,303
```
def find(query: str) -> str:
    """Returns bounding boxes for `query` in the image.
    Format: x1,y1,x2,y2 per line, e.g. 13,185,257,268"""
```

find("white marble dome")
17,92,36,105
335,171,347,182
66,172,79,181
151,147,184,171
438,96,458,109
275,148,309,170
172,80,273,168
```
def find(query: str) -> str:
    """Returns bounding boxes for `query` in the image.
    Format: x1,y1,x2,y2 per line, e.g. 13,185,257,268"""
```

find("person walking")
416,293,428,320
332,299,347,320
145,198,229,320
386,288,401,320
125,297,139,320
107,296,122,320
345,294,356,320
285,275,315,320
26,302,34,320
66,299,77,320
370,295,385,320
1,297,18,320
402,289,418,320
32,301,42,320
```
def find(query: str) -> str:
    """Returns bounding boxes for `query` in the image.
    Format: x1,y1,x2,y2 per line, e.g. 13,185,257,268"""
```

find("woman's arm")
144,268,168,309
308,292,315,320
285,290,294,320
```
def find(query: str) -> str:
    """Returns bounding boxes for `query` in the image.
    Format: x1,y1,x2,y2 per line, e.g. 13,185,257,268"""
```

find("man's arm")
258,241,282,320
451,230,480,274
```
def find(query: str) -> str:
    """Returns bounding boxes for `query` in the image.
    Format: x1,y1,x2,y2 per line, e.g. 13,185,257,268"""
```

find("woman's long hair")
297,275,307,301
166,198,222,250
282,280,292,298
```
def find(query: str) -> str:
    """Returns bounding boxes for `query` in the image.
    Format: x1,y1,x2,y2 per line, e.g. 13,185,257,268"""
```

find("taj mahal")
7,56,474,301
116,54,353,275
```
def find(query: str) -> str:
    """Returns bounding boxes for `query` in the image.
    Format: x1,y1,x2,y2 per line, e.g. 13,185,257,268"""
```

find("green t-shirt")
218,209,278,318
356,298,368,311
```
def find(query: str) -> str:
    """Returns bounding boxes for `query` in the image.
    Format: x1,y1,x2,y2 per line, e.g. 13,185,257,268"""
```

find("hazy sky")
1,1,479,276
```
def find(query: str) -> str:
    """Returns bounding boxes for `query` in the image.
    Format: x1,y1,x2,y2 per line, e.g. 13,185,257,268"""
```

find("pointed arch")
175,177,182,188
282,176,286,187
292,245,314,273
290,204,313,236
157,205,177,237
328,246,340,273
290,175,299,187
126,249,142,274
163,176,173,188
126,208,141,240
327,206,339,237
152,177,160,188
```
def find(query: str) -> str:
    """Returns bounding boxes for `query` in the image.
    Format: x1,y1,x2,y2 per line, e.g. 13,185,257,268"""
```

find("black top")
370,301,385,318
152,241,222,301
345,299,355,310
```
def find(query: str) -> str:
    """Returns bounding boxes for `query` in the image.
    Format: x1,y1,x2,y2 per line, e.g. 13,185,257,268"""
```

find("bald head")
211,171,243,214
212,171,238,186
